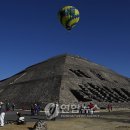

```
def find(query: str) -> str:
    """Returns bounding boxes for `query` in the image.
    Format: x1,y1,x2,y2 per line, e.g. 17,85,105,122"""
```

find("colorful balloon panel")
58,6,80,30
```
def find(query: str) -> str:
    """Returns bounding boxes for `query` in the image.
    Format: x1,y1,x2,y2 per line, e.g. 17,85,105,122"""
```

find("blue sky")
0,0,130,80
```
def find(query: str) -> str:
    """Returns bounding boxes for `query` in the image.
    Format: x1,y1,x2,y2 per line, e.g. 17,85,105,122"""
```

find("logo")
44,103,59,120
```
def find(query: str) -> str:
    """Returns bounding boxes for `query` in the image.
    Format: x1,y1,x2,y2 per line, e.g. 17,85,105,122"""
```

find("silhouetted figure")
107,103,112,112
11,103,15,111
31,104,35,116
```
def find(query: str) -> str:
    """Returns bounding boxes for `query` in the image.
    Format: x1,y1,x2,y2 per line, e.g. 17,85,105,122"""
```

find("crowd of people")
0,101,16,127
0,100,113,127
0,101,42,127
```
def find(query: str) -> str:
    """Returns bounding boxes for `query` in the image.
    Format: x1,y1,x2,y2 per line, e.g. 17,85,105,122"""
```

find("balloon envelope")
58,6,80,30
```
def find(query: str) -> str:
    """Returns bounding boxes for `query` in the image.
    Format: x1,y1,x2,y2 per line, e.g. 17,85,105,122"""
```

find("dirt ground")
1,109,130,130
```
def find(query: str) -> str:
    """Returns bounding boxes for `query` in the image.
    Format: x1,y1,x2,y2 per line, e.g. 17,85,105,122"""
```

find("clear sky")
0,0,130,80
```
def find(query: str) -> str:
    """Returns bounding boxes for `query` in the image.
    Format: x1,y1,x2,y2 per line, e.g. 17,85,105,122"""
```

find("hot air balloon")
58,6,80,30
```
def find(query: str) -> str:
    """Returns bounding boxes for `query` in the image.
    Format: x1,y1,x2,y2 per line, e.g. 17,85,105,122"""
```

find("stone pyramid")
0,54,130,108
